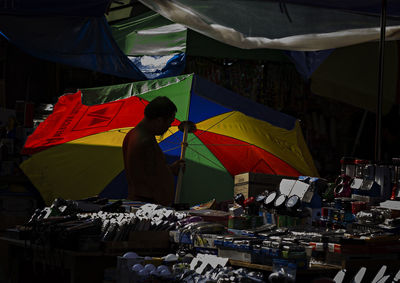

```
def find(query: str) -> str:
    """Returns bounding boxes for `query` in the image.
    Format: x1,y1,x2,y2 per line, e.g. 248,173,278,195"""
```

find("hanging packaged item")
375,164,393,200
354,159,369,179
340,157,356,178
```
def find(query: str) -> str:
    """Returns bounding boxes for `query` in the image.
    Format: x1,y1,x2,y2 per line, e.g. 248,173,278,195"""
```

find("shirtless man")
122,96,184,206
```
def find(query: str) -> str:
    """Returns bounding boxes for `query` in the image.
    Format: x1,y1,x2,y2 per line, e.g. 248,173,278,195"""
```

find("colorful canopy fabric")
21,74,318,205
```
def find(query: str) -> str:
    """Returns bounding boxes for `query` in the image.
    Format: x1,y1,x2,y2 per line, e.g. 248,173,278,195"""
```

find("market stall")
2,1,400,282
2,162,400,282
0,73,398,282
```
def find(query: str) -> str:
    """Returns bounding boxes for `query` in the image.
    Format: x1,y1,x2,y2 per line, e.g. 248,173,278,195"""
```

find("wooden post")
174,122,189,204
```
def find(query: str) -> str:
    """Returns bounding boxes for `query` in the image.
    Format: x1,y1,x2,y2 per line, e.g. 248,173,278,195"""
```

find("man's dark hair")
144,96,177,120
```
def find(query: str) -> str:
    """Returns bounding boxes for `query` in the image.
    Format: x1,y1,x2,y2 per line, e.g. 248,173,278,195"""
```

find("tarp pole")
352,109,368,157
375,0,387,163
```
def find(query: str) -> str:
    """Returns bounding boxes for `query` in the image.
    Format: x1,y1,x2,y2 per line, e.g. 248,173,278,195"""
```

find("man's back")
122,126,174,206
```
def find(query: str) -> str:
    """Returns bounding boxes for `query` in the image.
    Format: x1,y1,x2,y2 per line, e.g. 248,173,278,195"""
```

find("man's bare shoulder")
126,127,154,148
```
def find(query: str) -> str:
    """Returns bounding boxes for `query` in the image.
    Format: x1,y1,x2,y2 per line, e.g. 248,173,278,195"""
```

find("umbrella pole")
174,122,189,204
375,0,387,162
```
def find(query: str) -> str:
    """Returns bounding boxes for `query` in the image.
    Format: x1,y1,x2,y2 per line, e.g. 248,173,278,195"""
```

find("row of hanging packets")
78,204,188,242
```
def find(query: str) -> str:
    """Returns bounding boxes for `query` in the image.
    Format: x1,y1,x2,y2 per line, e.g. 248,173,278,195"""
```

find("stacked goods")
18,198,190,252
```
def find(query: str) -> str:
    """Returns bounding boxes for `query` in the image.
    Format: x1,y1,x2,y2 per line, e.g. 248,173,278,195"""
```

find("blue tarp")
0,0,150,80
0,0,188,80
0,0,110,16
0,15,147,80
286,50,334,79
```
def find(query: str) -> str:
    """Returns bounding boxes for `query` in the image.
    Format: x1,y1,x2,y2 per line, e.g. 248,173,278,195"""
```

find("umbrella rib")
185,145,227,171
161,143,227,170
162,145,182,153
188,111,236,143
163,127,178,140
116,128,130,134
160,140,181,145
138,97,147,107
189,143,251,146
156,128,178,142
163,143,249,155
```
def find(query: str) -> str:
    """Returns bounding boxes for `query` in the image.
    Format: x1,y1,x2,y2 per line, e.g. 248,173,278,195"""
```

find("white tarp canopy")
139,0,400,51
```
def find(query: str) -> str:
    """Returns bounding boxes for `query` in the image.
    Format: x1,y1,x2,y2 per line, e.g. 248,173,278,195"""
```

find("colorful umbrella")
21,74,318,205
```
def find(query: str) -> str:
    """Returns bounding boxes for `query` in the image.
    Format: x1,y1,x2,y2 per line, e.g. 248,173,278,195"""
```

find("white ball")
157,265,169,272
138,269,149,277
144,264,156,272
160,269,171,277
163,254,178,262
131,263,143,273
123,252,138,258
150,270,159,277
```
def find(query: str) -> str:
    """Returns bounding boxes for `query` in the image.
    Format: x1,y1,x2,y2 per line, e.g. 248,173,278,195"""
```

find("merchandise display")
117,252,265,282
3,158,400,282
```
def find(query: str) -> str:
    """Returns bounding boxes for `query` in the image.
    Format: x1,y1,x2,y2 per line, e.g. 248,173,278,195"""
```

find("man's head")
144,96,177,135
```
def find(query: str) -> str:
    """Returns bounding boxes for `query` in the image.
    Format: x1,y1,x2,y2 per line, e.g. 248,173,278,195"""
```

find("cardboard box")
234,172,296,198
234,172,296,185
